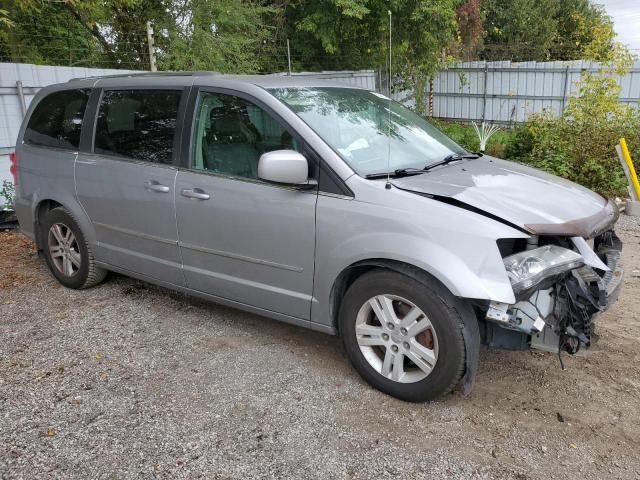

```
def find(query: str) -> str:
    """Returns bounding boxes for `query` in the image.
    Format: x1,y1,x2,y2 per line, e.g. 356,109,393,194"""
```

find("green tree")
479,0,616,61
0,0,171,68
284,0,459,113
160,0,275,73
0,8,11,27
391,0,460,114
481,0,559,60
554,0,615,61
0,0,276,72
0,1,98,66
455,0,483,61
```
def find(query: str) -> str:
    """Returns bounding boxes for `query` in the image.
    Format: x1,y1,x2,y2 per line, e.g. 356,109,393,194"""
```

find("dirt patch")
1,221,640,479
0,231,40,288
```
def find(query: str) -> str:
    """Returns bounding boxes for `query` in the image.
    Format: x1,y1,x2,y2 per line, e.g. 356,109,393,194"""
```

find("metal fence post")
482,63,488,122
428,78,433,117
16,81,26,117
561,65,570,113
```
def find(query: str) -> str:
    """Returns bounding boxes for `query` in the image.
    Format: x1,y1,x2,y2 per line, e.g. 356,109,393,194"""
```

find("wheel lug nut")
382,333,389,341
400,328,407,335
403,342,410,349
391,345,399,353
387,323,395,330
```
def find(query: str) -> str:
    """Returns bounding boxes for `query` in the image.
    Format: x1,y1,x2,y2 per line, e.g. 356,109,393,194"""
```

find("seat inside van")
203,105,261,178
192,93,301,177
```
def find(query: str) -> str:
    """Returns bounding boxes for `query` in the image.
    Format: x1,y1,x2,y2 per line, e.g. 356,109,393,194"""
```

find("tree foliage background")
0,0,619,75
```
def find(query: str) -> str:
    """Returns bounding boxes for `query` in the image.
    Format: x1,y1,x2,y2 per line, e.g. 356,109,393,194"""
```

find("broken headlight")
503,245,583,293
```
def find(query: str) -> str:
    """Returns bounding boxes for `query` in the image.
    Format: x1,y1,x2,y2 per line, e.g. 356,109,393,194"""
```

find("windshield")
269,87,466,176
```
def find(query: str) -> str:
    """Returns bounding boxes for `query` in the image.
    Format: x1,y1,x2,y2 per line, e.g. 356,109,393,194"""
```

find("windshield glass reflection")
270,87,465,176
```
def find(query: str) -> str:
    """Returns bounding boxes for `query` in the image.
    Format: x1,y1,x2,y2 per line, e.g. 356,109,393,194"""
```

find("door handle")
145,180,170,193
181,188,210,200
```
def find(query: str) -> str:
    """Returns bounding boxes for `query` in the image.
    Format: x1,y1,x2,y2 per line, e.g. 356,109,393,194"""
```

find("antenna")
385,10,392,190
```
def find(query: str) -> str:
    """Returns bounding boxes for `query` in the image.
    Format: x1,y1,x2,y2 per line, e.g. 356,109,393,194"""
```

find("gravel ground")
1,217,640,480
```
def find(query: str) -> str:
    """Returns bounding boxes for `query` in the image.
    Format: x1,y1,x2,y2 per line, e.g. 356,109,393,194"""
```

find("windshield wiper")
423,152,483,172
365,167,428,179
365,152,483,180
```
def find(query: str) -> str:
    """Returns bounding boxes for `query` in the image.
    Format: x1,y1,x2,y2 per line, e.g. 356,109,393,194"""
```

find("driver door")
175,89,318,319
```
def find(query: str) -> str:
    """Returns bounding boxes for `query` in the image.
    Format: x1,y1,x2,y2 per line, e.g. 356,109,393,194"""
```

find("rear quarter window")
24,89,90,150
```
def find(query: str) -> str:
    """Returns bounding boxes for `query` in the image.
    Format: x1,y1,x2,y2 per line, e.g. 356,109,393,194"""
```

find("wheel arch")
329,258,481,395
33,198,96,251
330,259,459,335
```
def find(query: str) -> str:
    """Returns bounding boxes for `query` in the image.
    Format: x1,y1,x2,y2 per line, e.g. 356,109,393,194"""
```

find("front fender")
311,184,529,328
325,231,516,303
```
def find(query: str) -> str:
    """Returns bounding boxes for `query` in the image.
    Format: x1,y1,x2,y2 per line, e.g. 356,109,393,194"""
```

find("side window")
191,92,302,179
24,89,89,149
94,89,181,164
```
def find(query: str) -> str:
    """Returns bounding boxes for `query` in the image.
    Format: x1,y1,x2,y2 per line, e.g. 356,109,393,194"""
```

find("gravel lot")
1,218,640,480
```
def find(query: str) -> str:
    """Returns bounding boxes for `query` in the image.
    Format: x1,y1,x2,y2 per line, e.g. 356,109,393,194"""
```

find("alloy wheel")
355,294,439,383
48,223,81,277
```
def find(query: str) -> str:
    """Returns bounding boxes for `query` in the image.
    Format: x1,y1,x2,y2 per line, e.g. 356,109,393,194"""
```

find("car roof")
64,71,367,90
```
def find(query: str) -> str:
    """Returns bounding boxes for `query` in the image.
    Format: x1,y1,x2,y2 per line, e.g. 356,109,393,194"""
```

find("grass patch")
430,119,517,159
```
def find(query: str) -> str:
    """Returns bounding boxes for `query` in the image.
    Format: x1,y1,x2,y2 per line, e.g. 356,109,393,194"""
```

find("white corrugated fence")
430,59,640,123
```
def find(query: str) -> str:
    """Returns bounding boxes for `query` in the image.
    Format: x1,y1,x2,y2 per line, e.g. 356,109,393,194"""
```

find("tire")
339,269,466,402
40,207,107,289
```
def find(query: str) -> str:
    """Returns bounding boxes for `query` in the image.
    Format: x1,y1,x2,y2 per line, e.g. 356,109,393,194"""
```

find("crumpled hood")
392,156,616,237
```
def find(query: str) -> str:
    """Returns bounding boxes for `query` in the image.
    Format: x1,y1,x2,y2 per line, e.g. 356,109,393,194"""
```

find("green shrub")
485,142,505,159
1,180,14,210
432,120,480,151
506,72,640,197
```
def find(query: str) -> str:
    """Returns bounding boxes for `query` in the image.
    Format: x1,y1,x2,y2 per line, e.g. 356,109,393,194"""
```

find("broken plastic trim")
556,268,607,355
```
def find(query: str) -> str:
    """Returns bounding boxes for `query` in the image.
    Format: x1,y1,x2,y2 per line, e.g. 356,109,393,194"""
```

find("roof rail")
68,71,221,82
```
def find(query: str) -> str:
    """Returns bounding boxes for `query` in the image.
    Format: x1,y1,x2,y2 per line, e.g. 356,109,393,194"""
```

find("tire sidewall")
340,270,465,402
41,208,91,289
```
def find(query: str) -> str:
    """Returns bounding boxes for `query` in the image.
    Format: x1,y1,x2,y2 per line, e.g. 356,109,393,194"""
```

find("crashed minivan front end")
391,159,623,358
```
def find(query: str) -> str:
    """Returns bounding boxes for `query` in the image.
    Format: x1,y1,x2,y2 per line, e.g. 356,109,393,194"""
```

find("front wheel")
339,269,466,402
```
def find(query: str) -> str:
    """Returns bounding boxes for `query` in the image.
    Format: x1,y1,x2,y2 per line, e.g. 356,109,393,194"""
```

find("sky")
597,0,640,51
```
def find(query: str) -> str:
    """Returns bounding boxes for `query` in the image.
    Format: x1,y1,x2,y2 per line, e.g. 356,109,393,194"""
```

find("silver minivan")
13,72,623,401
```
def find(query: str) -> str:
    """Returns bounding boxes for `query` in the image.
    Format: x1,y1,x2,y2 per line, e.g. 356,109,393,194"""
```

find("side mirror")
258,150,312,186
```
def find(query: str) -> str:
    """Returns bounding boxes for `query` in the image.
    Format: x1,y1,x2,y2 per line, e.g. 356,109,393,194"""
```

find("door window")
191,92,301,179
24,89,89,149
94,89,181,164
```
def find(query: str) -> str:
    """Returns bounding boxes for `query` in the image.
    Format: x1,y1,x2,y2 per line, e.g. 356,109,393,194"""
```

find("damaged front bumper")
483,230,623,354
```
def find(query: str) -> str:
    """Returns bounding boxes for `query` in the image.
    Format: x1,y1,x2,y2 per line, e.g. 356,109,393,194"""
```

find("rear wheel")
339,269,466,402
41,207,107,289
